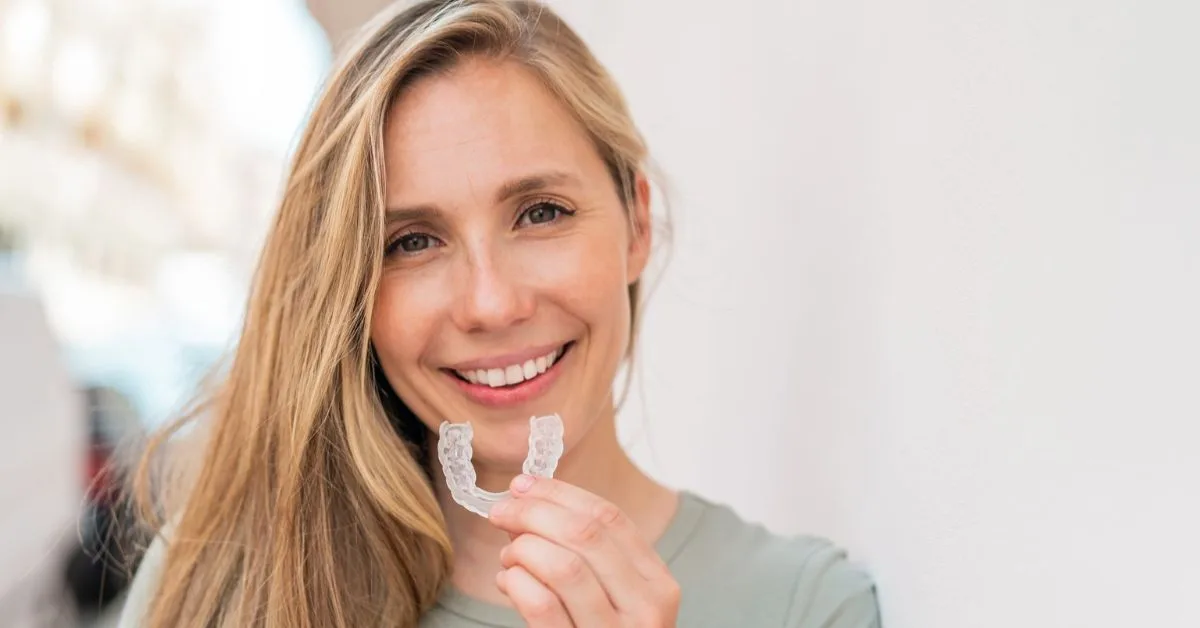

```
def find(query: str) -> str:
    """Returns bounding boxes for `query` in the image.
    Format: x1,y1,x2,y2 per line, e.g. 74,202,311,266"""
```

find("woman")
121,1,881,626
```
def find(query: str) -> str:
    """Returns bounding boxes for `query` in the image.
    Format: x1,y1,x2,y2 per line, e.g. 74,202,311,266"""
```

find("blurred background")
1,0,328,624
1,0,1197,627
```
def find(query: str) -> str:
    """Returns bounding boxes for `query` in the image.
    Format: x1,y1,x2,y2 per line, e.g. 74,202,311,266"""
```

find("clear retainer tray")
438,414,564,517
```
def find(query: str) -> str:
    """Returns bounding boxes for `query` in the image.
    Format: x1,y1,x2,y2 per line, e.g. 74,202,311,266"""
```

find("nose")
451,249,536,333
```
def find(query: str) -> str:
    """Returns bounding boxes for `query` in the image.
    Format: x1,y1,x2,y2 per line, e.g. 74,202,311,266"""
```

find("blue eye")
518,201,573,227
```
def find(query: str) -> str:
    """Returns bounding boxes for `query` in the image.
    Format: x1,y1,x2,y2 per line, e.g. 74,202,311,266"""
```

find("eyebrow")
494,171,578,204
385,171,579,223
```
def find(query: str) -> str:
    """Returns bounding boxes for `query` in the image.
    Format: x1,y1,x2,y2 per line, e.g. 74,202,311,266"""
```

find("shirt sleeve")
116,533,168,628
783,540,882,628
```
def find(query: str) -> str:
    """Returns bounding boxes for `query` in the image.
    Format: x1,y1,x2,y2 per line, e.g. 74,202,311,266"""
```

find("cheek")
527,220,624,285
370,272,436,373
515,222,632,346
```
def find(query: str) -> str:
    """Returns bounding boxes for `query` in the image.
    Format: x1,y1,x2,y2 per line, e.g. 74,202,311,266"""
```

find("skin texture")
372,57,679,625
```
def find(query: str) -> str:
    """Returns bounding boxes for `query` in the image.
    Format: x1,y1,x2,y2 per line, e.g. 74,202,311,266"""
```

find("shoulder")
670,493,881,628
774,534,880,628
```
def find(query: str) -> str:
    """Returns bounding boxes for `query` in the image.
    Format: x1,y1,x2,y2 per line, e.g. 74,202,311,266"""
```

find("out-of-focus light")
155,252,244,346
50,35,111,120
111,86,158,147
1,0,53,90
206,0,331,152
26,246,153,346
124,36,169,85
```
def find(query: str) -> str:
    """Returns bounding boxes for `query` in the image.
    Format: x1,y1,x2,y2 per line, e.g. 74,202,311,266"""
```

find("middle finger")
490,497,649,604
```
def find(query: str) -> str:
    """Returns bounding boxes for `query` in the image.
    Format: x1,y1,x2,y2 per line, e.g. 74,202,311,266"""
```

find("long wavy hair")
129,1,652,626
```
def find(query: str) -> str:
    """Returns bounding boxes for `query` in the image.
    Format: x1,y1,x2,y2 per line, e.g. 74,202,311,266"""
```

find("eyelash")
516,198,576,227
384,229,440,257
384,199,576,257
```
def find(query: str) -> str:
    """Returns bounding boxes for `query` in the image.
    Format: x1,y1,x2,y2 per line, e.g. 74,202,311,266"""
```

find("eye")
517,201,574,227
386,231,440,256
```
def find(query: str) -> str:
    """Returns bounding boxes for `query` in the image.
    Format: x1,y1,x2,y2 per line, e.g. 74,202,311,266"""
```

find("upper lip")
445,342,568,372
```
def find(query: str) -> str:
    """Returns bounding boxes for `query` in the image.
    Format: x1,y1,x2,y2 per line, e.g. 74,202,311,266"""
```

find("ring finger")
502,534,619,628
498,566,573,628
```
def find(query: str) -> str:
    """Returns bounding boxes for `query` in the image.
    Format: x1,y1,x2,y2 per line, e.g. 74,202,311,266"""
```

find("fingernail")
489,500,509,519
512,474,535,493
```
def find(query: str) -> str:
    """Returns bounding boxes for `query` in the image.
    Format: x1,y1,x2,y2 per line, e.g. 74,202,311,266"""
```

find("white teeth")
457,345,566,387
504,364,525,385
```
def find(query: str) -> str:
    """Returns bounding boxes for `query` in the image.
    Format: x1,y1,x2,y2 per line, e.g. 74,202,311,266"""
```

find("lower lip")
445,345,571,409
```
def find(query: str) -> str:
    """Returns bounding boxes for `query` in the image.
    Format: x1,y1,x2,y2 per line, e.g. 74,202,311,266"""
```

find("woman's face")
372,58,650,471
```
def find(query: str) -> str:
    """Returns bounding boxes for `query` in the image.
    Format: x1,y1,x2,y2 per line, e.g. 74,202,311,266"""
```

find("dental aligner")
438,414,564,517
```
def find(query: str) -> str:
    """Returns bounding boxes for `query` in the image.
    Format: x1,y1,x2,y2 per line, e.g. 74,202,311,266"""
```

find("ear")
626,171,653,285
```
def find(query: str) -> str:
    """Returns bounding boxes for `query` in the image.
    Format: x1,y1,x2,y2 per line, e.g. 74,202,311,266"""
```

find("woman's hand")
487,475,681,627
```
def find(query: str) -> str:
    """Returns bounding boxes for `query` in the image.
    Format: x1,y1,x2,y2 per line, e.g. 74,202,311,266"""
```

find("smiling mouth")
446,342,574,389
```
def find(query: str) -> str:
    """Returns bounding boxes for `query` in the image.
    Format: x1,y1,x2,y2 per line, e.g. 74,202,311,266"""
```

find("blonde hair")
131,1,651,626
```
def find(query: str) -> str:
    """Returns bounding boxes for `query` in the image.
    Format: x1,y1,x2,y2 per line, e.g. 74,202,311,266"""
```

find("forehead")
383,58,602,207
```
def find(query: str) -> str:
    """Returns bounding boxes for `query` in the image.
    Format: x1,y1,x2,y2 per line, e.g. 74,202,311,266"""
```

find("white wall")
544,1,1200,626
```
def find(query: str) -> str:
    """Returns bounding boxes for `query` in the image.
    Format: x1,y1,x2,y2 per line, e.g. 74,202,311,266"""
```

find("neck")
428,400,676,606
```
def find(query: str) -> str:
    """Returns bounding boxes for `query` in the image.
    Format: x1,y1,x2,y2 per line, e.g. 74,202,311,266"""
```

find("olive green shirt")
120,492,881,627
